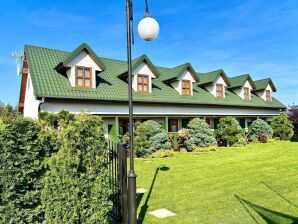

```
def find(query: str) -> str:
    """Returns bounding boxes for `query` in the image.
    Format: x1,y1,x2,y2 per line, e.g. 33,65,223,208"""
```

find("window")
266,90,271,101
216,84,224,98
168,119,178,132
182,80,191,95
75,66,92,88
243,87,250,100
137,74,149,92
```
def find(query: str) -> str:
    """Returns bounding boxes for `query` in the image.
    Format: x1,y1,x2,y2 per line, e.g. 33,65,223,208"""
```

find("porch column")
165,116,169,133
114,116,119,143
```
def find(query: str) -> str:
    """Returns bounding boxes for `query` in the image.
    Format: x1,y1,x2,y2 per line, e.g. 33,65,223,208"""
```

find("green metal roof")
228,74,256,89
24,44,285,109
254,78,277,92
160,63,199,82
198,69,231,86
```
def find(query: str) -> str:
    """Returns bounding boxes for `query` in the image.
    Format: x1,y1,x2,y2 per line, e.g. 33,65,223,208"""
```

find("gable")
65,50,101,71
132,61,156,78
179,69,196,82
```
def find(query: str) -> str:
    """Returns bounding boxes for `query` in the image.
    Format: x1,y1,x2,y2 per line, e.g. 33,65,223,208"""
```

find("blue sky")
0,0,298,106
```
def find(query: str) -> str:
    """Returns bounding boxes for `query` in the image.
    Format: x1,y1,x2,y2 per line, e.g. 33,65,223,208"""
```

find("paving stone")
149,208,176,219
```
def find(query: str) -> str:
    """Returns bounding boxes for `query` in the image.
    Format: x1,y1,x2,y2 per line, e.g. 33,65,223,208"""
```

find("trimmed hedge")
42,114,112,223
216,117,243,147
248,119,273,142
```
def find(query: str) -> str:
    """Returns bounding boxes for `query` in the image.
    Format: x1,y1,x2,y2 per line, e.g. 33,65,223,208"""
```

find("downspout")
38,97,45,114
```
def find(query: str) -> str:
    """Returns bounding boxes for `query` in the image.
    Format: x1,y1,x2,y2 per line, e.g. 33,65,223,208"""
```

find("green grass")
135,142,298,223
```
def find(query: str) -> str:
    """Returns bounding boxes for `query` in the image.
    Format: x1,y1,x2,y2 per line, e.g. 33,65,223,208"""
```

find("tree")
248,119,273,142
0,101,19,123
41,114,112,223
216,117,243,147
289,107,298,135
271,113,294,140
184,118,217,150
0,118,45,223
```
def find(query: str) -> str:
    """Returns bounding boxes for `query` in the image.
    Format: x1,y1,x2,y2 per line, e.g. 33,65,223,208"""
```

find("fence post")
118,143,128,224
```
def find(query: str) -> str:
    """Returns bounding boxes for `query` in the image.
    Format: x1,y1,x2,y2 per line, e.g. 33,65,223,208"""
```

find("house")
19,43,286,139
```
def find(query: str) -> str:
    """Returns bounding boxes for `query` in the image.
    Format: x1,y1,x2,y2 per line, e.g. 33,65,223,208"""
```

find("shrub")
151,149,174,158
232,136,247,146
268,139,276,143
216,117,243,147
134,120,168,157
177,128,189,147
170,133,179,150
42,113,112,223
0,101,19,123
39,110,75,129
248,119,273,141
0,118,45,223
184,118,217,151
251,136,260,143
193,145,217,152
149,132,171,152
271,113,294,141
259,133,268,143
291,134,298,142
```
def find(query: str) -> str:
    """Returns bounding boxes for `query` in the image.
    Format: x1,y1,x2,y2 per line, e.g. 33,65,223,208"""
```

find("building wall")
256,84,273,101
65,51,101,88
169,70,196,95
234,80,253,99
132,62,156,93
41,101,281,117
23,73,40,118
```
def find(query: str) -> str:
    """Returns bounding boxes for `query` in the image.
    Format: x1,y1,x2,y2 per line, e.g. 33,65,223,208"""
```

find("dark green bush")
41,113,112,223
216,117,243,147
0,118,45,223
248,119,273,141
291,134,298,142
184,118,217,151
271,113,294,141
39,110,75,129
149,132,171,152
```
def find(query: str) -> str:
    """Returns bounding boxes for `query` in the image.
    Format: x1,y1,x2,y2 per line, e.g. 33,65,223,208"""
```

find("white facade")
170,70,196,95
233,80,253,99
41,101,281,117
23,73,40,119
206,75,228,98
256,84,273,101
65,51,102,88
132,62,157,93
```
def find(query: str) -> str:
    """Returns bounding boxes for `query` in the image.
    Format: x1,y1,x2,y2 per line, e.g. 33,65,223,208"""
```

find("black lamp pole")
126,0,137,223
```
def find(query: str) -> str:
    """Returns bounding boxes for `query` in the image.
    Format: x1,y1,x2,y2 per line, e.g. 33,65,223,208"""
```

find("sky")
0,0,298,106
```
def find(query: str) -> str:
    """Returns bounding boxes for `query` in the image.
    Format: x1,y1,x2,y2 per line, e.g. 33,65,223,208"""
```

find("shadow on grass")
235,195,298,224
137,166,170,223
261,181,298,208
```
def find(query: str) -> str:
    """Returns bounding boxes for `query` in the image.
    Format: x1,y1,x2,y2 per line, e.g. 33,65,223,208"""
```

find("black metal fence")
107,141,128,224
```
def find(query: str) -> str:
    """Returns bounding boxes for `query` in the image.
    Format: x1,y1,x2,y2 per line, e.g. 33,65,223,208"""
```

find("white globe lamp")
138,15,160,41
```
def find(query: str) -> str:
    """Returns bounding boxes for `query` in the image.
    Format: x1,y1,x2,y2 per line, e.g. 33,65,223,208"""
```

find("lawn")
135,142,298,223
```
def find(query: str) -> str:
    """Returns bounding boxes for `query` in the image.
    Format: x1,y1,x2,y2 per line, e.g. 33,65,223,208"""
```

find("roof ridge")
24,44,69,54
254,78,271,82
229,74,249,79
203,69,223,75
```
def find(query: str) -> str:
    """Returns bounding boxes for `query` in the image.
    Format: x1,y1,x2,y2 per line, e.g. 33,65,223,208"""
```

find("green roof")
228,74,256,89
198,69,231,86
24,44,285,109
254,78,277,92
160,63,199,82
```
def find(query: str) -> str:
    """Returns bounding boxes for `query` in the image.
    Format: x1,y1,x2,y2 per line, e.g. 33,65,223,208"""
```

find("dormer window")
75,66,92,88
266,90,271,101
244,87,250,100
137,74,149,92
182,80,191,96
216,84,224,98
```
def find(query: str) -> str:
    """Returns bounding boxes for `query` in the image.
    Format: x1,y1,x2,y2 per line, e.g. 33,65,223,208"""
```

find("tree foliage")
39,110,75,129
0,118,45,223
289,107,298,135
248,119,273,141
149,132,171,151
216,117,243,147
0,101,19,123
271,113,294,141
41,114,112,223
184,118,217,150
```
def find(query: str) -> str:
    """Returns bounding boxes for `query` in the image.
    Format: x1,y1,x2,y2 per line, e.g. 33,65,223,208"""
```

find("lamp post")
126,0,159,223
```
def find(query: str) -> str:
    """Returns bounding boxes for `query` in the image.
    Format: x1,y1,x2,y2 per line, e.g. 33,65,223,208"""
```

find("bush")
0,118,45,223
291,134,298,142
248,119,273,141
271,113,294,141
0,101,19,123
134,120,169,157
268,139,276,143
251,136,260,143
177,128,189,147
149,132,171,152
184,118,217,151
216,117,243,147
42,114,112,223
232,136,247,147
259,133,268,143
151,149,174,158
193,145,217,152
39,110,75,129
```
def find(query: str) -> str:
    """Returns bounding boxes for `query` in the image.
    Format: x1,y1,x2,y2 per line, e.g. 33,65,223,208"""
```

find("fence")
107,141,128,224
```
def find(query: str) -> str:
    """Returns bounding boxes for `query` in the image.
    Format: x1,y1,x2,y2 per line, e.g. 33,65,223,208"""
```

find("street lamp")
126,0,159,223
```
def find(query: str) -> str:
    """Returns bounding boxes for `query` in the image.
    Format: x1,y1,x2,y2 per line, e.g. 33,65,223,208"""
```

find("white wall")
234,80,253,99
41,101,281,117
256,84,273,101
206,75,228,97
65,51,102,88
23,73,40,119
132,62,156,92
169,70,196,95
